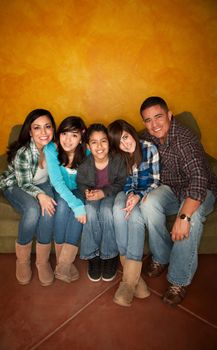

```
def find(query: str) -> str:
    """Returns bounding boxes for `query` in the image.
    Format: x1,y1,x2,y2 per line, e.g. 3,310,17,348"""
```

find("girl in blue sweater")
44,116,88,283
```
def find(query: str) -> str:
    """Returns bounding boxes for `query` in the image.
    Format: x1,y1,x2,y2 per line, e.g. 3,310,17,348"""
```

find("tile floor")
0,253,217,350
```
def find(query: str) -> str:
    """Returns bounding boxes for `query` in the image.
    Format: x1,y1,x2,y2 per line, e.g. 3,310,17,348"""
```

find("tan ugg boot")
36,242,54,286
15,241,32,285
55,243,79,283
54,243,63,264
134,277,151,299
119,256,150,299
114,259,150,307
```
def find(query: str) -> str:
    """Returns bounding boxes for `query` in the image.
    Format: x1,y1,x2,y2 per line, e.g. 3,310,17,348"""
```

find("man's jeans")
140,185,215,286
54,190,83,246
80,195,119,260
113,191,145,261
4,182,55,245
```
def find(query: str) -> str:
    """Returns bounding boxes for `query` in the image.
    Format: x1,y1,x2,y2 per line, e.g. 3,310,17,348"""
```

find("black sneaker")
87,256,102,282
102,255,119,282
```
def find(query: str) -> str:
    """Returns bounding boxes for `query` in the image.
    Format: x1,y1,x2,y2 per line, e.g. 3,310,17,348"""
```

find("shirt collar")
30,138,40,156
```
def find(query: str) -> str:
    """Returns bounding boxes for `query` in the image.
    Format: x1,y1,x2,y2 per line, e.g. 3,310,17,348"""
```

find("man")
139,96,217,306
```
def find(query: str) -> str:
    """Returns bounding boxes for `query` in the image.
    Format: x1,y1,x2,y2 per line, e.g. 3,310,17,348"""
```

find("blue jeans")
113,191,145,261
140,185,216,286
80,195,119,260
54,190,83,246
3,182,55,245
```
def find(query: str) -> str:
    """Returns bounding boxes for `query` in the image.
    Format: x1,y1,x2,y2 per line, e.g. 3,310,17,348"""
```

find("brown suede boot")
15,241,32,285
55,243,79,283
119,256,150,300
36,242,54,286
114,259,150,307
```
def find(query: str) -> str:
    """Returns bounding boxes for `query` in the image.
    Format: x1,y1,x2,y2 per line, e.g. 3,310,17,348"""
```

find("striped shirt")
142,117,217,202
124,140,160,198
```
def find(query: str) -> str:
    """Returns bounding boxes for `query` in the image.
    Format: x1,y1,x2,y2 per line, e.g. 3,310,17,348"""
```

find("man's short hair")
140,96,169,116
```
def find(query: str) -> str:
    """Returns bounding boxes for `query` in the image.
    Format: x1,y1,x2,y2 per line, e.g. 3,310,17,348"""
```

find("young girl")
0,109,56,286
77,124,127,282
44,116,88,283
108,119,160,306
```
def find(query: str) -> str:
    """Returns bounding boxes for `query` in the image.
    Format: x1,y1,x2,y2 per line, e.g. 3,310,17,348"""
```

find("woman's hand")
85,189,105,201
123,193,140,219
76,214,87,224
37,193,57,216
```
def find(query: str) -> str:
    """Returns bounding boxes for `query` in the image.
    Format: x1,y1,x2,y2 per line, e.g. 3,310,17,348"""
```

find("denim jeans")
113,191,145,261
140,185,216,286
3,182,55,245
80,195,119,260
54,190,83,246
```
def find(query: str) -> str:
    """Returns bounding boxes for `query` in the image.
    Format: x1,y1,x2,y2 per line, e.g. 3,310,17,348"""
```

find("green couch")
0,113,217,253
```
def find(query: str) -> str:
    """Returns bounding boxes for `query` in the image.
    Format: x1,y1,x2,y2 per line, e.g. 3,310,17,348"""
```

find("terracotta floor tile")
0,254,217,350
0,254,121,350
34,285,217,350
142,254,217,326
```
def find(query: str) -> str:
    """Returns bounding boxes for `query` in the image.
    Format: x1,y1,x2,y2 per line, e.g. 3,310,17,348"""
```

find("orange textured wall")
0,0,217,157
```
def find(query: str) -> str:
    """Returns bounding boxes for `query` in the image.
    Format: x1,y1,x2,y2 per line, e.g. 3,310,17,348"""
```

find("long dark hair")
108,119,142,174
7,109,56,163
57,116,87,168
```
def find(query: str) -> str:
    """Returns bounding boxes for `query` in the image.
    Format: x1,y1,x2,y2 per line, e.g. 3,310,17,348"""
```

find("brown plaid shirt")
142,117,217,203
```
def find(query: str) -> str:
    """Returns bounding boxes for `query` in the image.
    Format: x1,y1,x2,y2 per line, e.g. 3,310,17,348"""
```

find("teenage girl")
108,119,160,306
44,116,88,283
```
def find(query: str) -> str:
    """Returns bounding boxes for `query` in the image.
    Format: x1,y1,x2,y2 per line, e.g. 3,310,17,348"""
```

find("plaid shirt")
124,140,160,198
0,140,45,198
143,117,217,202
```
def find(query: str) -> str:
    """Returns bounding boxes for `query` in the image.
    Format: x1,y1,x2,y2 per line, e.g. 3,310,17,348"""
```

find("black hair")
85,123,108,144
57,116,87,168
140,96,169,117
108,119,142,174
7,109,56,163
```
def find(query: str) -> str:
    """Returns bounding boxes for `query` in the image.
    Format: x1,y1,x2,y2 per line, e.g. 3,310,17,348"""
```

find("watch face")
180,214,186,219
179,214,191,221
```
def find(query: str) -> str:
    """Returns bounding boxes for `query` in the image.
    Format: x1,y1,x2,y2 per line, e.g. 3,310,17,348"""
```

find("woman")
0,109,56,286
108,119,160,306
44,116,88,283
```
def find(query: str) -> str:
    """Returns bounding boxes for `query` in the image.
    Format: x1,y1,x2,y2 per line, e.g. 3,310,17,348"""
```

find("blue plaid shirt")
124,140,160,198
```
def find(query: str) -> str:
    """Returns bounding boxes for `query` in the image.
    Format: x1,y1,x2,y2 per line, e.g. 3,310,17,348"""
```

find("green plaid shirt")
0,140,45,198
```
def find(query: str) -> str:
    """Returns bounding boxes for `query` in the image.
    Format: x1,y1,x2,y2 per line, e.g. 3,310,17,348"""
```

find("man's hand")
37,193,57,216
171,217,190,241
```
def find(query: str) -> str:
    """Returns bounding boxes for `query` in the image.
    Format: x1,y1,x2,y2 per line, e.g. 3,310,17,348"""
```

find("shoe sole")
134,290,151,299
113,297,131,307
55,274,79,283
102,273,117,282
87,272,101,282
39,279,54,287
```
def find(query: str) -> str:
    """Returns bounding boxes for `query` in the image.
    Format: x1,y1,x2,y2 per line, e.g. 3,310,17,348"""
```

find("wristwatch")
179,213,191,222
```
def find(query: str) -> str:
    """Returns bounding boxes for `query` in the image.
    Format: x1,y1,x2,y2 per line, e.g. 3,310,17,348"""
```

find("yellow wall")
0,0,217,157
